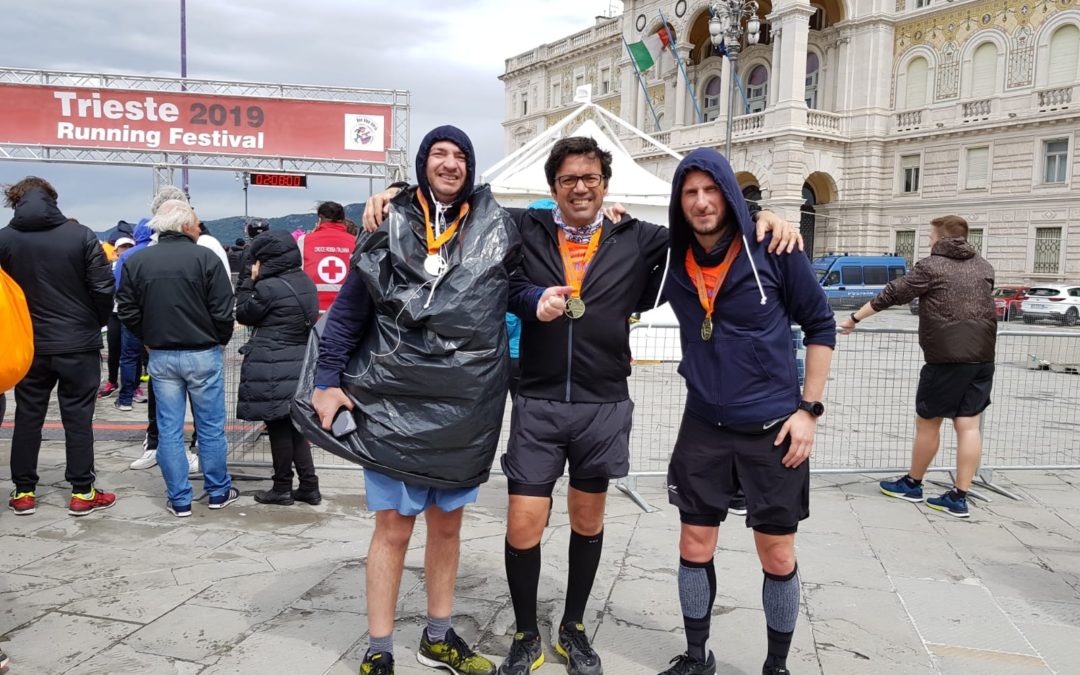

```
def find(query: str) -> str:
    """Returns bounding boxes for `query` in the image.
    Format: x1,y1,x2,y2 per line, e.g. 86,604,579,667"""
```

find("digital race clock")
249,173,307,188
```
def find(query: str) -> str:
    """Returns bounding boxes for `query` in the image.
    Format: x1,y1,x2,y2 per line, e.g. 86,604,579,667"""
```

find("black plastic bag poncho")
292,185,519,488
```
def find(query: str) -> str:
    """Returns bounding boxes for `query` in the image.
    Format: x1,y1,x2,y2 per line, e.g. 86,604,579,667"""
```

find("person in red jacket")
298,201,356,313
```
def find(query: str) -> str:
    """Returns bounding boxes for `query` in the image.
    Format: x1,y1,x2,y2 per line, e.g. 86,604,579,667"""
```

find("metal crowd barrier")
221,321,1080,499
624,321,1080,477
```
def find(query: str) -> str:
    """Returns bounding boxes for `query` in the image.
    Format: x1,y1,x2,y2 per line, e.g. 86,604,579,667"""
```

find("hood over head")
667,147,768,306
932,237,977,261
8,187,69,232
415,125,475,210
668,148,756,257
249,229,302,278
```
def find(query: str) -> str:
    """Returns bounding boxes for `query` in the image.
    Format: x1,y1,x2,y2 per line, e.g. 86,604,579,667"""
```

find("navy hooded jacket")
114,217,153,287
664,148,835,427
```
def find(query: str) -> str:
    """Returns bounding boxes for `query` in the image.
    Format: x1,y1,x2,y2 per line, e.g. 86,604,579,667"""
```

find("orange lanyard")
685,238,742,320
417,192,470,255
557,228,603,299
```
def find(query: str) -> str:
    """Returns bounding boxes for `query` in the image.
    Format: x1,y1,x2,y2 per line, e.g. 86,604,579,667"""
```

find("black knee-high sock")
505,539,541,635
560,529,604,627
762,565,800,668
680,557,717,662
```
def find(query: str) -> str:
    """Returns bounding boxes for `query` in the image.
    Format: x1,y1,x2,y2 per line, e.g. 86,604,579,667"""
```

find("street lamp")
709,0,761,159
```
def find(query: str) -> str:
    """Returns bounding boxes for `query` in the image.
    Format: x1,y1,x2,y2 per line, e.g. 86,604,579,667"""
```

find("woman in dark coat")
236,230,321,505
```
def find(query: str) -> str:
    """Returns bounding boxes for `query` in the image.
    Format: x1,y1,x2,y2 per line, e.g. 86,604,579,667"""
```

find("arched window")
805,52,820,109
970,42,998,97
1048,24,1080,86
905,57,929,108
747,65,769,113
703,76,723,122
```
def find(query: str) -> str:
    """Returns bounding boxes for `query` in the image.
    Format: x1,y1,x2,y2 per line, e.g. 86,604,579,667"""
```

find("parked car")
1021,285,1080,326
992,285,1029,321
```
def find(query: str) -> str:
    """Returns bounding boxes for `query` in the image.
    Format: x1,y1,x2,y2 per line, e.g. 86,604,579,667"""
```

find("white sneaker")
188,452,200,475
130,449,158,470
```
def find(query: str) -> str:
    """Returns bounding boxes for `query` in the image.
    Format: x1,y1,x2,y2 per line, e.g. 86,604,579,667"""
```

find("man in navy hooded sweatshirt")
657,148,835,675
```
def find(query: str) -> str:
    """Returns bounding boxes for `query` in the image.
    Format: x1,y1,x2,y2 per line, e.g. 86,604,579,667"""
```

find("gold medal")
565,296,586,319
701,316,713,341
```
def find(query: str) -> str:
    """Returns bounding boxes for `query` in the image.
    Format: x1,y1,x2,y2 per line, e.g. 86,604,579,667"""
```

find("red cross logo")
317,255,348,284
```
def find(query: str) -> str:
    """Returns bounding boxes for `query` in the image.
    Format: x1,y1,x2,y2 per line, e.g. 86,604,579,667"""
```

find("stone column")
673,42,692,127
766,1,815,127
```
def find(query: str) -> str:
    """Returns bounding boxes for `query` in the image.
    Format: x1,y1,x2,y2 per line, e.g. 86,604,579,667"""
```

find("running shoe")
69,487,117,516
497,631,544,674
417,627,495,674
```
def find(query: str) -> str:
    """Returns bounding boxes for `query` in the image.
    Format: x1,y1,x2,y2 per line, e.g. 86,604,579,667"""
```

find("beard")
690,215,726,237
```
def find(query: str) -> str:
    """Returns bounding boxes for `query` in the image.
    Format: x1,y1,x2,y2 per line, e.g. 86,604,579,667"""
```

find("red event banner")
0,83,391,162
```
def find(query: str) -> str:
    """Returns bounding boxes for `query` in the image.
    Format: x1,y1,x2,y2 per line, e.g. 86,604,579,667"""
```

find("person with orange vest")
298,201,357,313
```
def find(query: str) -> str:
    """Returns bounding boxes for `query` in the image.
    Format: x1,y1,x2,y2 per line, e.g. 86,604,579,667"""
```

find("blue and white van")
812,255,908,310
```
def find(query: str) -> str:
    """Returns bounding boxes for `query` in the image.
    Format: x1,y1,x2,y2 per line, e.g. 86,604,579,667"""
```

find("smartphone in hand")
331,407,357,438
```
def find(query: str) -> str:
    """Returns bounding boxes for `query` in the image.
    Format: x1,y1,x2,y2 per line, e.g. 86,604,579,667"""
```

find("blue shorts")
363,469,479,516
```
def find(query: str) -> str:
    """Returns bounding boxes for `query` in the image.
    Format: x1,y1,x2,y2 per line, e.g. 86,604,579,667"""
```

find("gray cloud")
0,0,615,228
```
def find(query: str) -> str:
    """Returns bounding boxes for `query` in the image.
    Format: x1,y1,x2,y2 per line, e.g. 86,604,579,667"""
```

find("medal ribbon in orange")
557,227,603,299
417,191,470,256
685,238,743,321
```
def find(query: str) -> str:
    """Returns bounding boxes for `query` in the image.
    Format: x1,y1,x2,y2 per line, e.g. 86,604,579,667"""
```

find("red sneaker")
97,381,118,398
69,487,117,516
8,490,36,515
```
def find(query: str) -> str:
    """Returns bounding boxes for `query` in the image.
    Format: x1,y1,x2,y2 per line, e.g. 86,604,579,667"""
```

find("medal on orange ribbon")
558,228,602,320
417,192,469,277
685,238,742,341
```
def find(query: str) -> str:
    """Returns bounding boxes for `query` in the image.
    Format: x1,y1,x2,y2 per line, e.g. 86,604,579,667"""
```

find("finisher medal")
701,316,713,341
423,254,447,277
565,296,586,320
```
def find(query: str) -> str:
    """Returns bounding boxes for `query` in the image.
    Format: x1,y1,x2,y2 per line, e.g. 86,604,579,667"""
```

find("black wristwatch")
798,400,825,417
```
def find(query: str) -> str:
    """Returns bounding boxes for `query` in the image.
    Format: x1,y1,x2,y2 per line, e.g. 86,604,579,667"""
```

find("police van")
812,254,908,310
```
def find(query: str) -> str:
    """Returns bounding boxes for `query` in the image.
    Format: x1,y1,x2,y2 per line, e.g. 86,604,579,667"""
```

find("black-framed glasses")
555,173,604,189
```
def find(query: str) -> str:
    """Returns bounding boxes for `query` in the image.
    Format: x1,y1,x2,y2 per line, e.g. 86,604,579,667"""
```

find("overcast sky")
0,0,620,230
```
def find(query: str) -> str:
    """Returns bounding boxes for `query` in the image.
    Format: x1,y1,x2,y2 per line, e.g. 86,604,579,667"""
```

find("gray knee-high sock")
680,557,717,662
762,564,800,667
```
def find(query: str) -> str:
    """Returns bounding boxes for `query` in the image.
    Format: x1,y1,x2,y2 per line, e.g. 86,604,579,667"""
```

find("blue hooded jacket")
114,217,153,287
664,148,835,427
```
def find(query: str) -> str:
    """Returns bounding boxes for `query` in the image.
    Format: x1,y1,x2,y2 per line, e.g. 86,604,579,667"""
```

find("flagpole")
659,10,704,125
622,36,663,133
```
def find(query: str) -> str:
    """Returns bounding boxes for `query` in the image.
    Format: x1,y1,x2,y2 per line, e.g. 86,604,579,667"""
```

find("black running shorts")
916,362,994,420
667,409,808,534
501,395,633,496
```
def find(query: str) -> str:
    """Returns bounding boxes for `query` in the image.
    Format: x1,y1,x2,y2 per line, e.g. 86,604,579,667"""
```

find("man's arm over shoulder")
778,248,836,349
315,270,374,388
870,259,932,311
634,219,671,312
84,229,115,325
204,253,235,344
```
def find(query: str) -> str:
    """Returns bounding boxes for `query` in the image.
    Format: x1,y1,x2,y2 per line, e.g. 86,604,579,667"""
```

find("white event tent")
480,101,682,227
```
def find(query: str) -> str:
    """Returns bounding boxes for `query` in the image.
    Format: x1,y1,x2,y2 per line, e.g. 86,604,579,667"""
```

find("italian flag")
627,27,671,72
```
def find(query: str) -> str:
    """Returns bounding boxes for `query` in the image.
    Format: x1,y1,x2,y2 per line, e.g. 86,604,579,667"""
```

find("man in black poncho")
310,126,516,675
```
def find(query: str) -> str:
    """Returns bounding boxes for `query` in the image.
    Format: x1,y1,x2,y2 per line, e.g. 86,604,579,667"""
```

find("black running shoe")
658,652,716,675
762,665,791,675
497,631,544,674
556,622,602,675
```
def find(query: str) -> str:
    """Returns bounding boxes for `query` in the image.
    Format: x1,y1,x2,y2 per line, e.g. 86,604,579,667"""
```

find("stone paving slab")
2,439,1080,673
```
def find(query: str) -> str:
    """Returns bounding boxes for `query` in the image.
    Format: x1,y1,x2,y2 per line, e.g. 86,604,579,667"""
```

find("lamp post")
709,0,761,159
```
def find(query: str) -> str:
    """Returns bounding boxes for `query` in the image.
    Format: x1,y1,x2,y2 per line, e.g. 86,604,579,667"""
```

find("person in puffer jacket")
236,230,320,506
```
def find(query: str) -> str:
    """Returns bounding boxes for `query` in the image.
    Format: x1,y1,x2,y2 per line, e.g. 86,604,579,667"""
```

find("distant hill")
98,203,365,243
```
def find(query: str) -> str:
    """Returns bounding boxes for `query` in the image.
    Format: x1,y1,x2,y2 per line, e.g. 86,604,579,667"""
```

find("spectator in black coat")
0,177,117,516
236,229,321,505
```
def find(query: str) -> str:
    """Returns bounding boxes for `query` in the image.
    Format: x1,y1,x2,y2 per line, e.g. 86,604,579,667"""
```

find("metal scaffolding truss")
0,67,410,181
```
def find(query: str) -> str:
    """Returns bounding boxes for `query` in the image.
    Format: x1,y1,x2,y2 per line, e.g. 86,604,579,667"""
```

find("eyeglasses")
555,173,604,189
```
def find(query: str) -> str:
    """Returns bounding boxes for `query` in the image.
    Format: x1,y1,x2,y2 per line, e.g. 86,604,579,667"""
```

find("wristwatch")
798,400,825,417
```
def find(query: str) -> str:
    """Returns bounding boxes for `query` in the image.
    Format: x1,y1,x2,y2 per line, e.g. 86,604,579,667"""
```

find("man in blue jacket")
657,148,835,675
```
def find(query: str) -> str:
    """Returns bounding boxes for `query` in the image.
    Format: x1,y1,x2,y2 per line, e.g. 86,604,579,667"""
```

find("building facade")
501,0,1080,282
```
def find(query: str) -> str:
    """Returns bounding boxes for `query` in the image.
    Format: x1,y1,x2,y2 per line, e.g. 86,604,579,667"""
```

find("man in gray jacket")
839,215,996,518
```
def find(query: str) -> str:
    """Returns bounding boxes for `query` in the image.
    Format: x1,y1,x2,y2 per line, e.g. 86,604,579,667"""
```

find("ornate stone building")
501,0,1080,282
